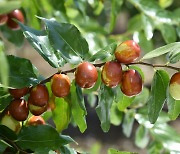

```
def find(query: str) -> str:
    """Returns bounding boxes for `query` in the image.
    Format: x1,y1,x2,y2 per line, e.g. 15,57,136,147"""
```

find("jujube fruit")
115,40,141,64
75,62,98,88
9,87,30,99
29,84,49,107
7,9,24,30
28,97,47,116
169,72,180,100
51,74,71,97
27,116,45,126
0,14,8,26
121,69,142,96
101,61,122,87
9,99,29,121
0,112,21,132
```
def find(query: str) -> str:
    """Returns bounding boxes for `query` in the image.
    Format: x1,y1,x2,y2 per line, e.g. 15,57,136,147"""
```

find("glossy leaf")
116,88,135,111
142,42,180,60
128,0,179,26
147,141,163,154
167,87,180,120
0,125,17,140
88,43,117,62
0,140,8,153
52,97,71,133
17,125,73,152
96,84,115,132
70,81,87,133
60,145,77,154
159,24,177,44
0,88,12,111
42,18,90,64
148,70,169,124
110,103,123,126
19,23,65,68
0,40,8,87
122,109,135,138
135,125,149,148
0,26,24,47
167,49,180,64
0,1,21,14
0,55,39,89
159,0,173,8
128,65,145,82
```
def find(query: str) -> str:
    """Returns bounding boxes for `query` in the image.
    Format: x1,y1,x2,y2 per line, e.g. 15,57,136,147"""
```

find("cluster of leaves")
0,0,180,153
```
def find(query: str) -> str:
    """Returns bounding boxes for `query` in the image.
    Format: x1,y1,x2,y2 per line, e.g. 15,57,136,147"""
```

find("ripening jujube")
51,74,71,97
29,84,49,107
121,69,142,96
75,62,98,88
0,14,8,26
169,72,180,100
115,40,141,64
9,99,29,121
27,116,45,126
101,61,122,87
9,87,30,99
7,9,24,30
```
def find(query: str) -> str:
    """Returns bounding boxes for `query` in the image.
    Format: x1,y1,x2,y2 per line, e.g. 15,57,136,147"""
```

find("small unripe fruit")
28,97,47,116
115,40,141,64
0,14,8,26
169,72,180,100
9,87,30,99
51,74,71,97
9,99,29,121
27,116,45,126
29,84,49,107
75,62,98,88
101,61,122,87
7,9,24,30
0,112,21,132
121,69,142,96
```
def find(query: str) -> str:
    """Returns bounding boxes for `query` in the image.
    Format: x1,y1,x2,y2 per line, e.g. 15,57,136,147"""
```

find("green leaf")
108,148,138,154
141,14,154,40
142,42,180,60
60,145,77,154
0,140,8,153
167,87,180,120
96,84,115,132
127,14,142,32
0,55,39,89
88,43,117,62
130,87,149,108
135,125,149,148
109,0,123,32
19,23,65,68
42,18,90,64
151,123,180,153
22,0,41,29
129,65,145,82
52,97,71,132
74,0,87,17
110,103,123,126
147,141,163,154
158,24,177,44
0,26,24,47
0,125,17,141
86,93,96,108
128,0,179,26
16,125,73,152
159,0,173,8
116,88,135,111
148,70,169,124
70,81,87,133
133,31,153,52
0,1,21,14
0,88,12,111
0,40,8,87
122,109,135,137
75,83,87,114
167,48,180,63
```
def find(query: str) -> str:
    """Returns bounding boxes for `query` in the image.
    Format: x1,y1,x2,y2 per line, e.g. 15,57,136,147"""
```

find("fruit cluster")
0,9,24,30
1,40,180,133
